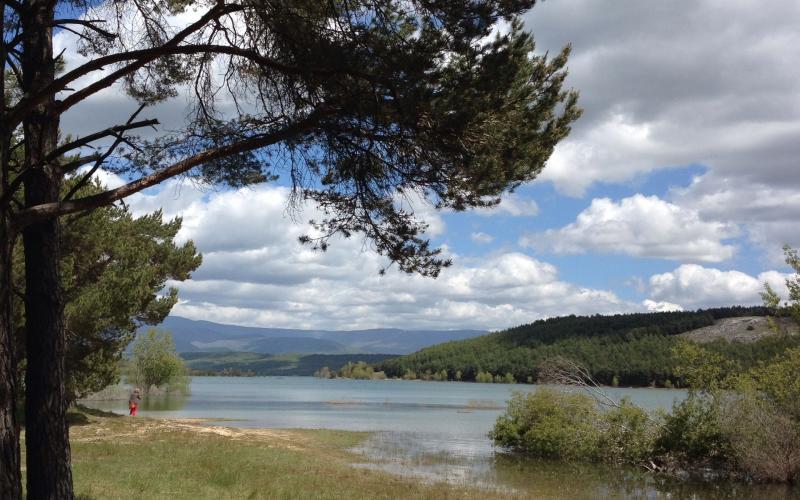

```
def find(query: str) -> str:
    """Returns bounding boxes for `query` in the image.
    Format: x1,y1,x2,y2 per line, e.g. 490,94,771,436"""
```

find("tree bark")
0,1,22,493
21,1,74,498
0,219,21,499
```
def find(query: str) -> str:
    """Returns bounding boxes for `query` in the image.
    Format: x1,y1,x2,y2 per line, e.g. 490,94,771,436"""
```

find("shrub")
720,391,800,483
599,397,657,464
490,389,602,460
655,394,731,464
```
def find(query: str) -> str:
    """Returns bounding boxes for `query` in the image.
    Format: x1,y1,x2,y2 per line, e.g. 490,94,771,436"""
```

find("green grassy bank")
22,409,504,500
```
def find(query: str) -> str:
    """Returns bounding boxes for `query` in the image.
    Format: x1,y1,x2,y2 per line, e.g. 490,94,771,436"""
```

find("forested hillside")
182,352,396,376
375,307,799,387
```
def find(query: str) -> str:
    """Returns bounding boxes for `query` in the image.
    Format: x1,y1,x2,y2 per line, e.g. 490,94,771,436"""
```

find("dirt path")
70,415,311,451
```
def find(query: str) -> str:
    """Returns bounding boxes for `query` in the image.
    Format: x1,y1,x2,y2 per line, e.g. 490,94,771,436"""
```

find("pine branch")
14,106,329,228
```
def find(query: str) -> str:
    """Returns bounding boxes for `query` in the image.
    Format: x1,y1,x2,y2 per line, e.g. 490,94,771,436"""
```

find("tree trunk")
23,178,72,500
0,219,21,499
21,1,74,498
0,4,22,493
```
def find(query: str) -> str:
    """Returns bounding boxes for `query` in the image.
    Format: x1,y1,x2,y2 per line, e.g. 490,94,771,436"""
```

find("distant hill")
181,352,396,376
142,316,486,355
375,306,800,387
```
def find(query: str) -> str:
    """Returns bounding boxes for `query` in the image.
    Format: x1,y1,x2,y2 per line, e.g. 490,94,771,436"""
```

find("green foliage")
783,245,800,325
337,361,374,380
655,394,731,464
491,338,800,482
181,353,394,376
130,329,188,395
13,179,201,401
720,386,800,483
747,346,800,419
490,389,602,460
667,342,800,481
491,391,658,465
598,398,656,464
762,245,800,328
672,340,739,392
376,307,772,387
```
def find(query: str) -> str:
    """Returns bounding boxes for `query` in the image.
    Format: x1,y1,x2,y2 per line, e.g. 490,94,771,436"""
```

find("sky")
58,0,800,331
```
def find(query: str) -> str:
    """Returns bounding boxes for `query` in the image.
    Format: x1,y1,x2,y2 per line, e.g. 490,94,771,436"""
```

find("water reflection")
353,431,800,499
83,391,189,414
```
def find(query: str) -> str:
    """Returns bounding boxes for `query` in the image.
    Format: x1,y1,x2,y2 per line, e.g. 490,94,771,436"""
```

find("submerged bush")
491,390,660,465
599,397,657,464
490,389,603,460
492,346,800,483
655,394,731,465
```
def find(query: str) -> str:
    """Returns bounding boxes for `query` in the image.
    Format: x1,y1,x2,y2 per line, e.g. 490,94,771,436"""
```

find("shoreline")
63,407,506,499
63,408,800,499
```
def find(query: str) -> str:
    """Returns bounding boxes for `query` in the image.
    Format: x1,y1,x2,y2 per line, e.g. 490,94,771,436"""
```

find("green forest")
182,352,395,376
374,307,800,387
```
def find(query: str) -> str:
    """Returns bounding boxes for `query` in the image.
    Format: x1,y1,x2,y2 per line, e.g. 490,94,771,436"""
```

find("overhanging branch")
6,2,241,127
14,107,329,229
63,105,149,202
51,19,117,41
56,44,379,115
47,119,159,163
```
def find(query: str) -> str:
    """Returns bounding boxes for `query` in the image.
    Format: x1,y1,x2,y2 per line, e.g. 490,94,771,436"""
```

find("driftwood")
537,356,660,426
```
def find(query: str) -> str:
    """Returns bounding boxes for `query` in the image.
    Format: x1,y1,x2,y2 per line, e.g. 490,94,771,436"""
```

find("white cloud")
124,185,634,330
522,194,739,262
520,0,800,268
647,264,789,309
476,192,539,217
642,299,683,313
541,113,663,197
470,232,494,244
671,174,800,261
525,0,800,197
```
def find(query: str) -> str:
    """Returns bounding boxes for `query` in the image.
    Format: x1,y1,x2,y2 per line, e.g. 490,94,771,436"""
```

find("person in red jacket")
129,388,142,416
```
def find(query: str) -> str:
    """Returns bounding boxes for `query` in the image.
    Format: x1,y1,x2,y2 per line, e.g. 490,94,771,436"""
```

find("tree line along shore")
307,307,799,388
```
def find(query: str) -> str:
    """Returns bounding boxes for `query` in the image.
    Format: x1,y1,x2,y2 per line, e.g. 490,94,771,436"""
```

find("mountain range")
145,316,487,355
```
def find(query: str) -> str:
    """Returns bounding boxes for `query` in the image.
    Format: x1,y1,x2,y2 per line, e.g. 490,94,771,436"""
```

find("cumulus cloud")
522,194,739,262
518,0,800,257
123,185,634,330
525,0,800,196
642,300,683,313
671,174,800,261
647,264,789,309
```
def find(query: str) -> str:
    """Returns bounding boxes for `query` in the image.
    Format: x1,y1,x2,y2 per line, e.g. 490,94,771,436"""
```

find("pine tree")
0,1,580,496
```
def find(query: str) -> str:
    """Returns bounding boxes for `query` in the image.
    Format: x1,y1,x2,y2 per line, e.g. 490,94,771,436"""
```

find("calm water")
83,377,799,499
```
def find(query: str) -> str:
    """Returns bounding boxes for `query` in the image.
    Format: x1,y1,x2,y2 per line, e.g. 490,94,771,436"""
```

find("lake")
83,377,799,499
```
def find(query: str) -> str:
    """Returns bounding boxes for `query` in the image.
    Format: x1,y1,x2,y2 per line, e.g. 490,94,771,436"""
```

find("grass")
39,408,512,500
